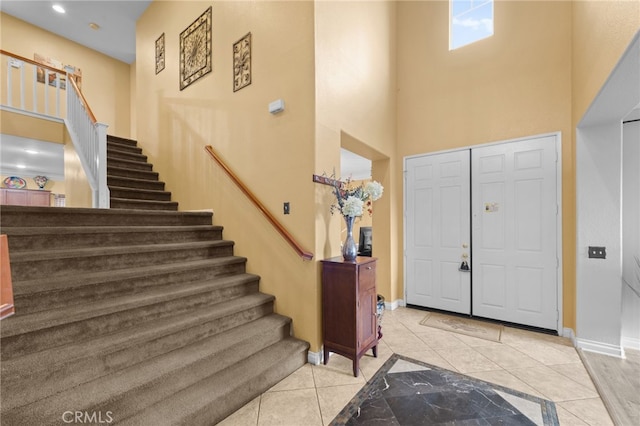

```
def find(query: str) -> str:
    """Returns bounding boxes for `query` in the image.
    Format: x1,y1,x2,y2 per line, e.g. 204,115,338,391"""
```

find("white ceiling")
1,0,152,64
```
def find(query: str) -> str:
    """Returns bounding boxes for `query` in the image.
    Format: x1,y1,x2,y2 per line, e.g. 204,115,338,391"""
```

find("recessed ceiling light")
89,22,100,31
24,149,39,154
52,4,65,14
16,164,26,169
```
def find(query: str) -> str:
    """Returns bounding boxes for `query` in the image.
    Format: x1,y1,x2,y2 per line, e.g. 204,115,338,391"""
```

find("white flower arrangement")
341,196,365,217
364,181,384,202
330,177,384,218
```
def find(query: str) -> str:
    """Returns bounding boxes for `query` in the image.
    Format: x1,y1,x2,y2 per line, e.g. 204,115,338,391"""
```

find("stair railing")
65,76,110,208
1,50,109,208
205,146,313,261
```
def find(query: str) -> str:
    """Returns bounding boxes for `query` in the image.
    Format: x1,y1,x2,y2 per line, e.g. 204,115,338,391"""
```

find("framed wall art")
155,33,165,74
34,53,82,90
233,32,251,92
179,6,212,90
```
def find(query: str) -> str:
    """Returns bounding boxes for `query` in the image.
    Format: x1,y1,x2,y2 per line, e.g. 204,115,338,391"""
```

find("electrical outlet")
284,202,290,215
588,246,606,259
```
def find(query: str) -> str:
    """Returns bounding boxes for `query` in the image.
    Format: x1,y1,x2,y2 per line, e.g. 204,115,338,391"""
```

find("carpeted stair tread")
3,225,220,237
1,273,261,339
119,337,309,426
9,239,233,260
1,314,293,422
12,256,247,298
107,149,148,163
109,185,173,201
2,292,274,373
9,240,235,280
0,205,212,227
3,225,223,251
107,135,138,146
110,198,179,211
12,257,248,315
106,156,153,170
2,291,275,366
1,293,278,410
4,227,222,252
8,239,234,261
107,144,147,159
107,166,159,180
107,175,165,191
107,142,142,155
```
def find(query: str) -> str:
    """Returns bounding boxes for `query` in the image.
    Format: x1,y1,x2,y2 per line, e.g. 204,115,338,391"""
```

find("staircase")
107,135,178,211
0,137,309,425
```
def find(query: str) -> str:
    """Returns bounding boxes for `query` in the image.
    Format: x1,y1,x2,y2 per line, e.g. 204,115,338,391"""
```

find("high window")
450,0,494,50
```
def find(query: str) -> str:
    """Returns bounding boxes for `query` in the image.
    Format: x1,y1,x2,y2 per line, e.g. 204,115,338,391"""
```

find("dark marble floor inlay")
331,354,559,425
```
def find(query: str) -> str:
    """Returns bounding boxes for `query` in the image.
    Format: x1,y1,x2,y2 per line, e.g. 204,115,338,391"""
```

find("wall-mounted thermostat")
269,99,285,114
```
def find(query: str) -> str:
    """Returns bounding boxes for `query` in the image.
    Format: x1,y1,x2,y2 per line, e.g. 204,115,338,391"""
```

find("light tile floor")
220,307,614,426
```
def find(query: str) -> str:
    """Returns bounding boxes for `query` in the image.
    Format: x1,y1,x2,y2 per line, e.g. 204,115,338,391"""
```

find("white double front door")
405,135,559,330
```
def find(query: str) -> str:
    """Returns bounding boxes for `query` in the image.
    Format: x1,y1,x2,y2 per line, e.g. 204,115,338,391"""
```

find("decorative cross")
312,174,343,188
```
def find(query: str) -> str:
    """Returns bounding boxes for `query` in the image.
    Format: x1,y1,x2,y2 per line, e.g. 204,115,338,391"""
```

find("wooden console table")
0,188,51,206
321,256,378,377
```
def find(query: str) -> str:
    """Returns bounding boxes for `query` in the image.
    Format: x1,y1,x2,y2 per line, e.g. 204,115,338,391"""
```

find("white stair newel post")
96,122,110,208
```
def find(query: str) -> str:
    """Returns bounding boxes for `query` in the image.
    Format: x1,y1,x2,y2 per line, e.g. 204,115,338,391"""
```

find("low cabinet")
321,256,378,377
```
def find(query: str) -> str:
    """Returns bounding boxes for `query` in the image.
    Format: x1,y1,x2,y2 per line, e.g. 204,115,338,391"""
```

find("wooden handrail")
205,146,314,261
1,235,15,320
0,49,66,74
66,73,96,123
0,49,96,123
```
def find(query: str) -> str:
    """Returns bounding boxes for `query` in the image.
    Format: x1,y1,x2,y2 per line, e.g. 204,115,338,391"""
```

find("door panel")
472,136,558,329
406,151,471,314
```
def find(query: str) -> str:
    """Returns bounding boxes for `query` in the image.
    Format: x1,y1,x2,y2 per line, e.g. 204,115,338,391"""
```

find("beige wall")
572,0,640,125
63,127,93,208
397,1,575,326
0,109,65,144
314,0,398,303
0,13,132,138
136,1,321,350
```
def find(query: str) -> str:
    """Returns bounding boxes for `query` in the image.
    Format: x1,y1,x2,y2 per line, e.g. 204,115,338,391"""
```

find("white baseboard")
562,327,576,346
386,299,405,310
308,349,322,365
576,338,625,358
622,336,640,351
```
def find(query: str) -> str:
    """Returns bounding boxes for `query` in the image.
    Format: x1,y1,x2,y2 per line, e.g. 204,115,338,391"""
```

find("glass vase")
342,215,358,261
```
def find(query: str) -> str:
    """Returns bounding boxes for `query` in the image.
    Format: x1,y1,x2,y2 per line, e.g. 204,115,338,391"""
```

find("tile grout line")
310,359,326,426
